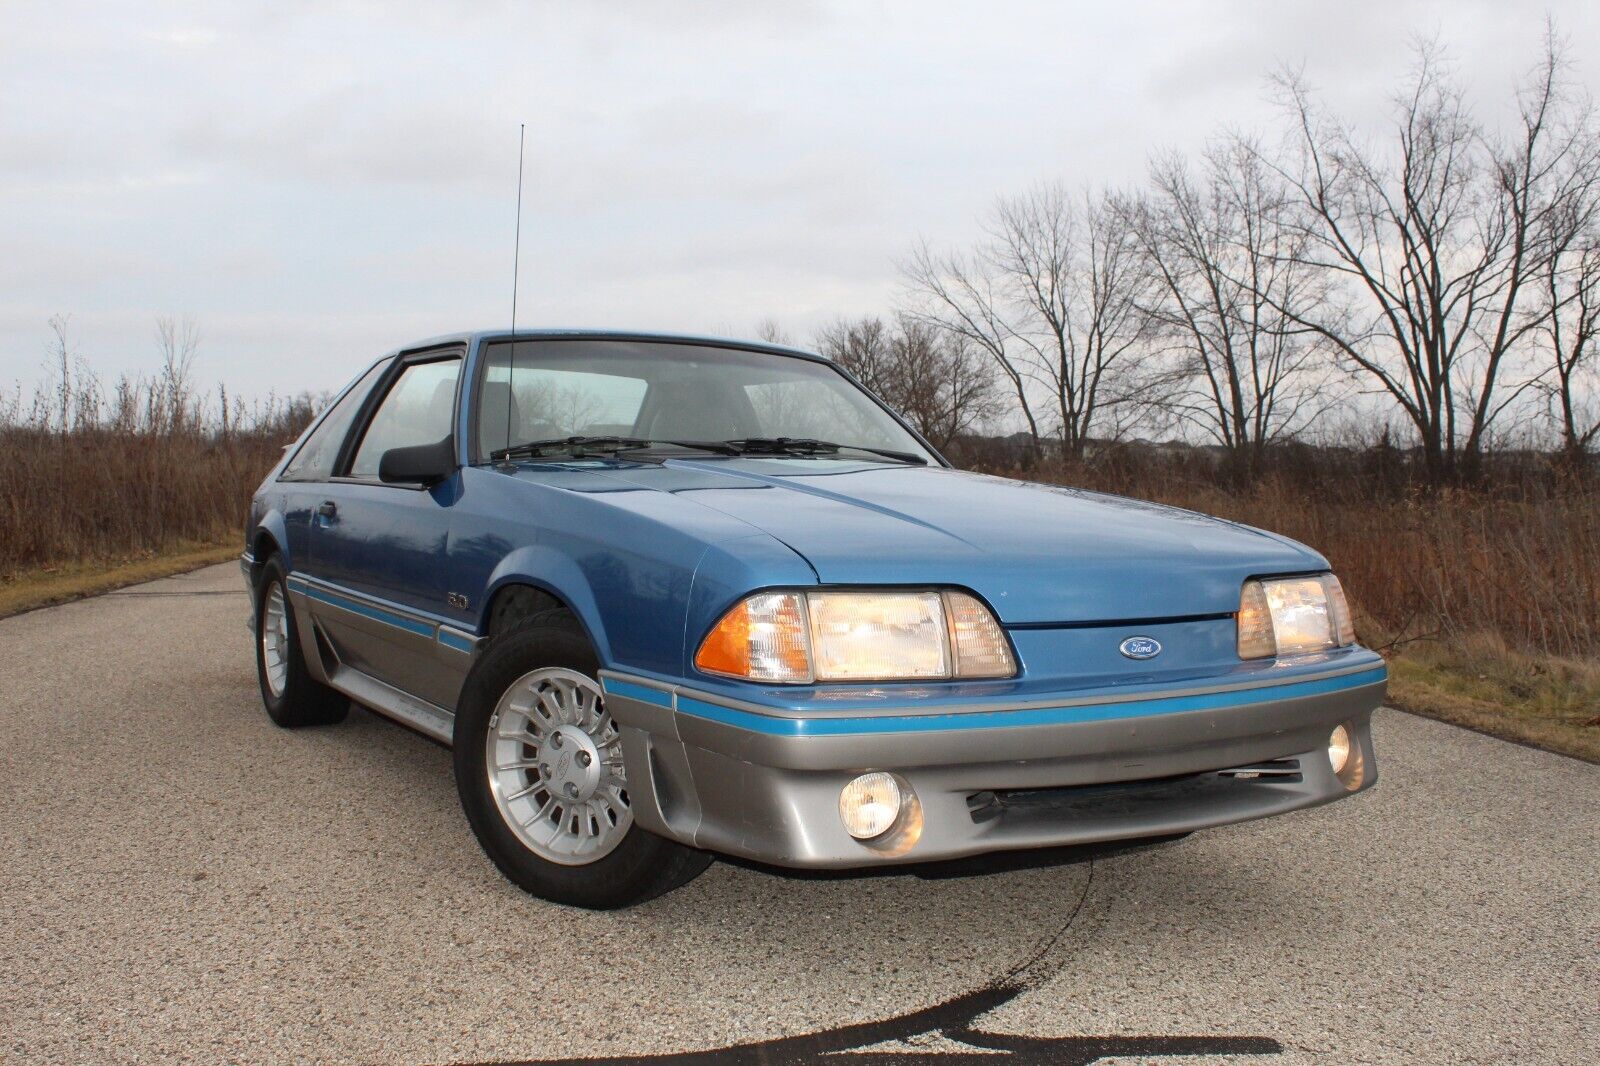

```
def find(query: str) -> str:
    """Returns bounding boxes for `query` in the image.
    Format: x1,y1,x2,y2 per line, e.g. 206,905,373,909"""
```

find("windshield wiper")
492,435,927,466
491,436,739,462
722,437,928,465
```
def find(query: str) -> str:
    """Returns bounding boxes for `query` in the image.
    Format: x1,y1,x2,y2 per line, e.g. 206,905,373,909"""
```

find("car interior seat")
637,380,757,441
478,381,524,455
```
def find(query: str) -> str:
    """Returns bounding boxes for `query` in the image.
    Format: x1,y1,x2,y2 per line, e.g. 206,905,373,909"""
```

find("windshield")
473,339,936,464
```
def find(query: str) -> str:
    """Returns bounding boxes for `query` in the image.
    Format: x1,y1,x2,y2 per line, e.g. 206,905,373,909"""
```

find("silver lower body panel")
280,574,465,745
601,672,1384,869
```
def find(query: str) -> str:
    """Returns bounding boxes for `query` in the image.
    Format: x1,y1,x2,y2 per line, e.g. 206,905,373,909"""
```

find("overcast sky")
4,1,1597,401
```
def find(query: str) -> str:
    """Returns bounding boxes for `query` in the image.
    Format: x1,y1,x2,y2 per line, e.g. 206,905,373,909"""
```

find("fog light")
839,772,902,840
1328,724,1352,775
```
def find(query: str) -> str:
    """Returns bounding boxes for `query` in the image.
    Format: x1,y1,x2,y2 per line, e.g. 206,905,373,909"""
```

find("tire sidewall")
453,624,682,908
253,560,294,722
252,556,346,727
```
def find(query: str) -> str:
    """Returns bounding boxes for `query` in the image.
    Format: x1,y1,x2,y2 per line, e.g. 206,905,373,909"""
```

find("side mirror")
379,436,457,486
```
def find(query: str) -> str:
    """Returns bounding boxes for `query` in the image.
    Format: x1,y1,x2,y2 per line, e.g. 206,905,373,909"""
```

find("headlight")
694,589,1016,683
1237,573,1356,660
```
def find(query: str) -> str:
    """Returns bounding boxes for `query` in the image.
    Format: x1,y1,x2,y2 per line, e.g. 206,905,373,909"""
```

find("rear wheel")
253,556,349,728
453,614,711,908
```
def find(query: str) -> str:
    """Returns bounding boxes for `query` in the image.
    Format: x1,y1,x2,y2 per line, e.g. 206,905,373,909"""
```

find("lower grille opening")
966,758,1303,824
1216,758,1302,782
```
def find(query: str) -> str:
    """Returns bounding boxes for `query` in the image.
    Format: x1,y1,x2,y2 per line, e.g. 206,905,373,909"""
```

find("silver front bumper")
240,552,256,631
600,667,1384,869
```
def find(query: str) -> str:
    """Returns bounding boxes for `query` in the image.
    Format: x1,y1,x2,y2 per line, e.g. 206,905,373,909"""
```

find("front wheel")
453,616,711,909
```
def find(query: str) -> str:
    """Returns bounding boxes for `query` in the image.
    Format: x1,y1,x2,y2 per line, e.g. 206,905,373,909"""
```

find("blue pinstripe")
603,666,1385,737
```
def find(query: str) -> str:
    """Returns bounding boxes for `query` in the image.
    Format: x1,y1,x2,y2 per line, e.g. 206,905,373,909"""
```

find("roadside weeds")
1384,636,1600,764
0,541,238,619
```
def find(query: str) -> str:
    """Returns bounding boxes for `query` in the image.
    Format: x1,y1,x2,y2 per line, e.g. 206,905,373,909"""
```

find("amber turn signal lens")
1237,580,1276,659
943,590,1015,678
1323,573,1357,646
693,592,812,683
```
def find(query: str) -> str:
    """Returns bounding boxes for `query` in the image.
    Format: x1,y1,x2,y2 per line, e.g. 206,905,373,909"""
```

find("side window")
347,357,463,479
280,359,390,481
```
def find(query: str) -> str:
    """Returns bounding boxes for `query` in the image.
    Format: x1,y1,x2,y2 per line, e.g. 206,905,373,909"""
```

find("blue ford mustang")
243,330,1384,908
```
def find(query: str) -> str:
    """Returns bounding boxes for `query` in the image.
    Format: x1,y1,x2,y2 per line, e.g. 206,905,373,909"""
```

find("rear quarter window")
280,359,390,481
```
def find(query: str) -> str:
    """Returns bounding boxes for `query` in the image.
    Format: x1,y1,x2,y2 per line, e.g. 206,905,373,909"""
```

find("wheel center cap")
543,724,602,801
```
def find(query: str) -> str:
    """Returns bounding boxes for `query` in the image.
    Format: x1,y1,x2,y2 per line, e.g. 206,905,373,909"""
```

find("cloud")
142,26,223,48
1,0,1596,399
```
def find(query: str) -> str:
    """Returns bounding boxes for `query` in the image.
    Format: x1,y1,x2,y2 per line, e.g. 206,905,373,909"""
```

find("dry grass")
992,447,1600,762
1009,450,1600,661
0,540,240,619
0,427,292,578
0,366,311,580
1384,634,1600,763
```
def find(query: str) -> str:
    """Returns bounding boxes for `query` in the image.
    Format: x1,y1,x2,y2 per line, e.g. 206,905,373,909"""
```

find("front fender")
482,545,618,666
477,530,818,680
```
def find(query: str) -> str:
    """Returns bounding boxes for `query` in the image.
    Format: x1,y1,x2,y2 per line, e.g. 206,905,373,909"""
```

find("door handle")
317,500,338,519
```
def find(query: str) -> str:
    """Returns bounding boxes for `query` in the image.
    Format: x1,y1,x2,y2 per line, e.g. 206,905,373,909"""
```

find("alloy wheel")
485,667,632,865
261,582,290,698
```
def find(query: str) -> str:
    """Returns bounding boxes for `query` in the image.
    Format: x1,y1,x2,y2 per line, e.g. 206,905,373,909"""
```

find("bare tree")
1121,142,1334,473
895,319,1002,449
1537,230,1600,466
154,315,201,434
46,314,72,435
754,317,792,346
1262,33,1599,481
816,316,895,395
902,241,1043,449
816,315,1000,450
903,183,1153,458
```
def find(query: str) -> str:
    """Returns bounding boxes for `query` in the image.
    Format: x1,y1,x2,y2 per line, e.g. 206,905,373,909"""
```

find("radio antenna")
510,122,526,332
504,122,526,456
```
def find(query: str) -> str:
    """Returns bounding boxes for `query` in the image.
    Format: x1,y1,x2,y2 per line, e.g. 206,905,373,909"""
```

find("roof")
388,328,828,364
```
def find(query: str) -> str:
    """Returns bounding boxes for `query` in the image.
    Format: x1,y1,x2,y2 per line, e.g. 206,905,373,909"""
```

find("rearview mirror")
379,436,457,486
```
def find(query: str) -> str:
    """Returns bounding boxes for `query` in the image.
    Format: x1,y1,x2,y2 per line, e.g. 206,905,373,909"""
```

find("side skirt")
322,661,456,746
281,571,476,747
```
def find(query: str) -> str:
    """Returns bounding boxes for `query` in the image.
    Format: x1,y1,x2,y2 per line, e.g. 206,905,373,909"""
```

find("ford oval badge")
1119,636,1162,660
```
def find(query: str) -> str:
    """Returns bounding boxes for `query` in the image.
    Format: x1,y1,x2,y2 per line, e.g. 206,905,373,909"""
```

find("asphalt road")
1,564,1595,1065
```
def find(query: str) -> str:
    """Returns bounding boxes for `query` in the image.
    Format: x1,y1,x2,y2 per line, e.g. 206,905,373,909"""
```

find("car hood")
581,458,1325,625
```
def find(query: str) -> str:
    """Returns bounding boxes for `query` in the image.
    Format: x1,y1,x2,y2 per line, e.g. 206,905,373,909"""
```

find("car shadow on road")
714,832,1190,882
451,849,1285,1066
464,982,1282,1063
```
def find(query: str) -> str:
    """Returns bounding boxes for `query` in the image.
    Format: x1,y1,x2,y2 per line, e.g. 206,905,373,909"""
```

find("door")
305,349,465,707
276,357,392,569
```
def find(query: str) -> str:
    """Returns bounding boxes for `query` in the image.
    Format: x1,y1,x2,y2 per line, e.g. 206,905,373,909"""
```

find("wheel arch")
247,510,293,586
480,547,613,665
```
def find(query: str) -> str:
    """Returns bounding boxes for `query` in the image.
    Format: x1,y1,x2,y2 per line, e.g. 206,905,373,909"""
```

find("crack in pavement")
457,860,1283,1066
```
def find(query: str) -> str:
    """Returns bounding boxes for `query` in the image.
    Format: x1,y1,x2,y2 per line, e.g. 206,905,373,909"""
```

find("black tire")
453,612,712,909
253,556,349,728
